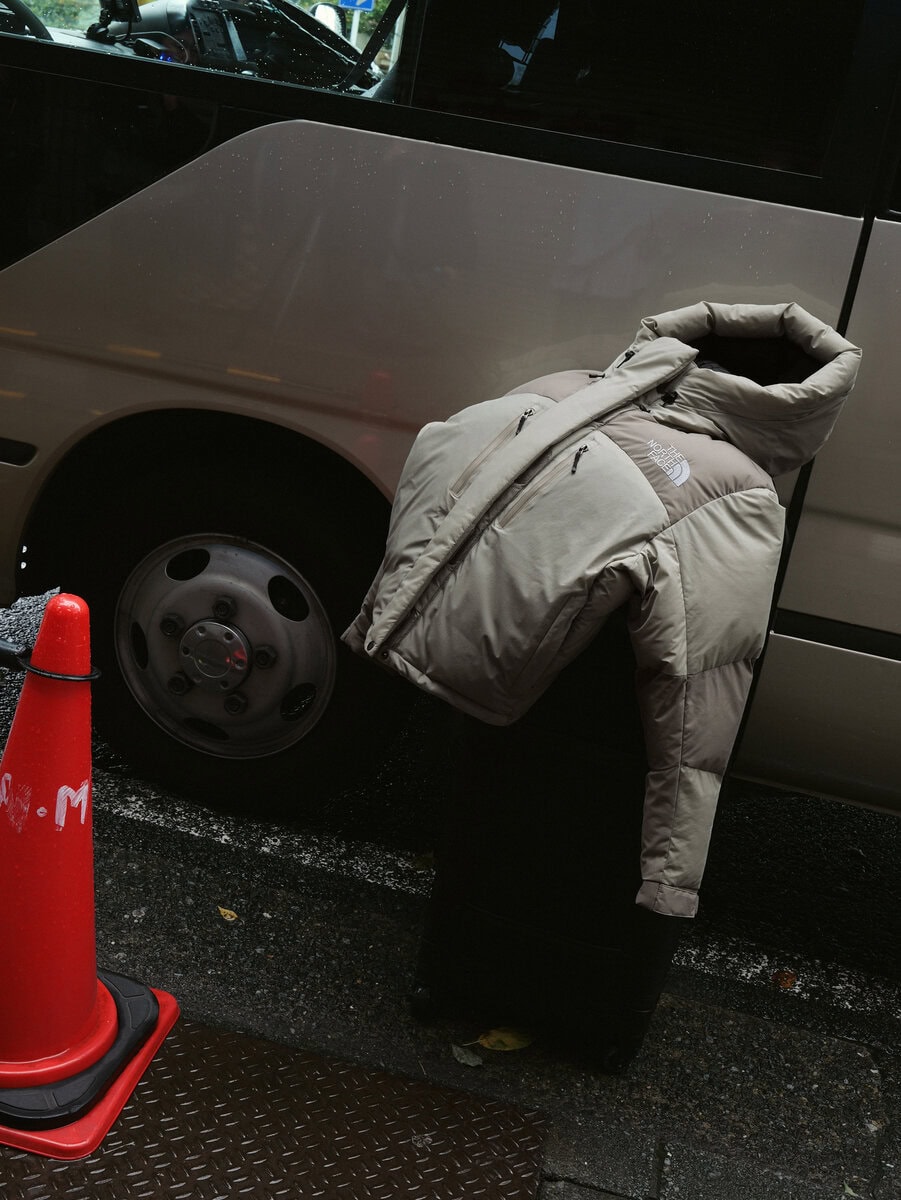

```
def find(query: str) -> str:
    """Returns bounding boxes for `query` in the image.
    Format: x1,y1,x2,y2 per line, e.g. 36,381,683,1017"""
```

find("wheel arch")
19,407,392,596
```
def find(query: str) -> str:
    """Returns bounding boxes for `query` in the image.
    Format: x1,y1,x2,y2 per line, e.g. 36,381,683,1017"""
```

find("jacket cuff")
636,880,698,918
340,613,370,654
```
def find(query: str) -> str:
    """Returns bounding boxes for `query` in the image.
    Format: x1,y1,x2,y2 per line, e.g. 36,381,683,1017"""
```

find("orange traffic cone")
0,594,179,1160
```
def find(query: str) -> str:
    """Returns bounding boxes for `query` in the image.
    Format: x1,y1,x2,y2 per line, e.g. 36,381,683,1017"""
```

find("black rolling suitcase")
410,611,684,1073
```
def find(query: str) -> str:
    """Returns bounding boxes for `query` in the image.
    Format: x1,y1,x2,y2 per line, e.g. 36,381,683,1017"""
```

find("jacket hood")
631,302,861,475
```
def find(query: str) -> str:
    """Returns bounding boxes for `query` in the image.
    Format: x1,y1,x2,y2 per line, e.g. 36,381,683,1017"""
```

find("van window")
412,0,867,173
0,0,405,96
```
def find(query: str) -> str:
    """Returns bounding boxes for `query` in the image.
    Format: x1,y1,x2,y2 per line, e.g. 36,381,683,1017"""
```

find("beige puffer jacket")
343,303,861,917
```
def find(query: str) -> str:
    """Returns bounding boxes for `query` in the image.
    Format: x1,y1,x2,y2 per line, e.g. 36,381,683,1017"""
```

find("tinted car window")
412,0,867,173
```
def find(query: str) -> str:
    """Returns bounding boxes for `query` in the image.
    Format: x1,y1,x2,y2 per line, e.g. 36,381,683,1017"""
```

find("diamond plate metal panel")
0,1021,545,1199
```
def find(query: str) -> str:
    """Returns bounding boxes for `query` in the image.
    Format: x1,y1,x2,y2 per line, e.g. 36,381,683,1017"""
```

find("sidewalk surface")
80,748,900,1200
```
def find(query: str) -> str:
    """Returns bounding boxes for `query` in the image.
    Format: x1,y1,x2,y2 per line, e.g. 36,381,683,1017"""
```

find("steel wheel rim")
114,534,336,759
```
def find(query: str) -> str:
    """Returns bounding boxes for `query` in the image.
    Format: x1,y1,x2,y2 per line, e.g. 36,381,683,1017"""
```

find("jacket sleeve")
627,488,785,917
341,419,450,656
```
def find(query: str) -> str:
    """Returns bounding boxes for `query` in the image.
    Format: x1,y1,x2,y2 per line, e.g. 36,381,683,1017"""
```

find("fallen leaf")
844,1185,862,1197
477,1028,533,1051
218,906,238,922
771,968,798,990
451,1043,483,1068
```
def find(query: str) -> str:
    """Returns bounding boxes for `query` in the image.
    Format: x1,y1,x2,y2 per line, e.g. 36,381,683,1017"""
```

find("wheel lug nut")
160,613,185,638
167,672,193,696
255,645,277,669
212,596,236,620
224,692,248,715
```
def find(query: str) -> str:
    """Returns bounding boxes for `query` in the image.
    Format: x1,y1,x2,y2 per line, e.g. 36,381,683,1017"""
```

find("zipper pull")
615,350,636,369
571,444,590,474
516,408,535,435
638,388,678,412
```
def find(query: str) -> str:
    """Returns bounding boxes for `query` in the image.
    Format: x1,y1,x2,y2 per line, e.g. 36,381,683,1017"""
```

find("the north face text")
646,437,691,486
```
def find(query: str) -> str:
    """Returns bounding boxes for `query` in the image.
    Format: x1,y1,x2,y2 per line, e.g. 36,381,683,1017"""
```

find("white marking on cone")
54,780,90,831
0,771,32,833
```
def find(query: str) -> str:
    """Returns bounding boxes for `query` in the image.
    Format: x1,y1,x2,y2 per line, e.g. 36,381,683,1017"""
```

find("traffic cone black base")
0,972,163,1131
0,983,178,1160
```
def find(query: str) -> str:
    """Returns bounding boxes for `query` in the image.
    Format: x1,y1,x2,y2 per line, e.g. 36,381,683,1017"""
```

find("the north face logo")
646,438,691,486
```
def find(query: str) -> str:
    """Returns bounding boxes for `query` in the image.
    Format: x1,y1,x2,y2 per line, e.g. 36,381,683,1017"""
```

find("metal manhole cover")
0,1021,545,1199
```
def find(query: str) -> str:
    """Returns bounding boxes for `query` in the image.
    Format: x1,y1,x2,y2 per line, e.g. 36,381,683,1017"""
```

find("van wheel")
49,457,400,815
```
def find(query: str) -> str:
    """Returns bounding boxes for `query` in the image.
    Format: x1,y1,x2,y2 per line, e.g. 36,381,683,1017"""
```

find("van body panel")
735,635,898,810
0,118,861,490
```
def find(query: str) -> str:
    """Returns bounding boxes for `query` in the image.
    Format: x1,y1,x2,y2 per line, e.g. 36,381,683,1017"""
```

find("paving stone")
875,1162,901,1200
541,1109,659,1198
873,1049,901,1200
641,994,885,1190
539,1182,624,1200
875,1169,901,1200
658,1142,862,1199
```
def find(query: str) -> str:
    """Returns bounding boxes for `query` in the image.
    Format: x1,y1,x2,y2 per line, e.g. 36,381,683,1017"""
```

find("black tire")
33,436,402,814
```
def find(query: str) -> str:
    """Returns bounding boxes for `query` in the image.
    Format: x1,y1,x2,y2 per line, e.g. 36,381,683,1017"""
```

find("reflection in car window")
1,0,406,96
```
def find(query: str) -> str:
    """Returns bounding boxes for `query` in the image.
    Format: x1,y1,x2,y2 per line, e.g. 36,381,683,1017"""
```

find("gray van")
0,0,897,810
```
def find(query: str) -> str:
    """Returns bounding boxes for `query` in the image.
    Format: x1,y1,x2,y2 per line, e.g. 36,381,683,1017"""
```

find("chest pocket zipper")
496,440,593,530
449,408,536,498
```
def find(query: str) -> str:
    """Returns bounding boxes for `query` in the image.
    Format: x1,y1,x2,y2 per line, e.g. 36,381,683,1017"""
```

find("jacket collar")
628,302,861,475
